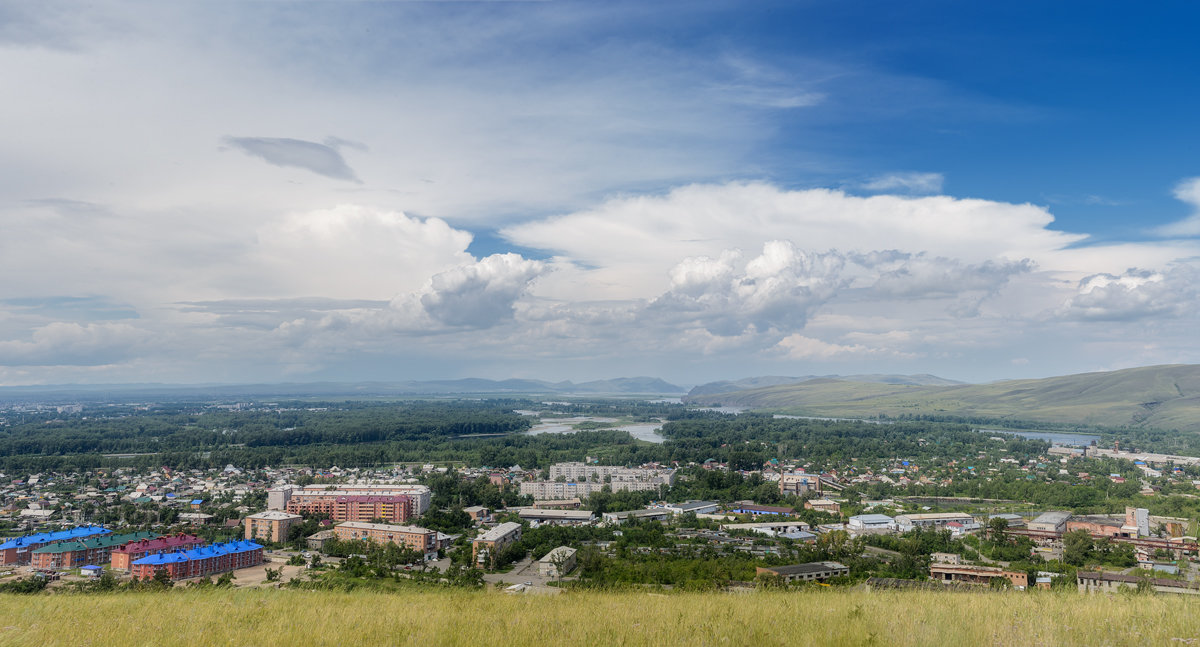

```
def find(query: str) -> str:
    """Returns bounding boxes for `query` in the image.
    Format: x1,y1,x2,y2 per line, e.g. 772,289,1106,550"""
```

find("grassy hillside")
686,364,1200,431
0,588,1195,646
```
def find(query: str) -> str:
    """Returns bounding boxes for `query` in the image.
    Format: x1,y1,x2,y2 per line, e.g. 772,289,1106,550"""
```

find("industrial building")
930,563,1028,589
894,512,977,532
1029,511,1072,533
848,514,896,535
601,508,673,525
515,508,595,526
1078,571,1200,595
756,562,849,584
778,473,823,496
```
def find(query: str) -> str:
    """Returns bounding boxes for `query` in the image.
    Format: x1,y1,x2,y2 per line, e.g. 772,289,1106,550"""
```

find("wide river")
520,415,666,443
977,429,1101,446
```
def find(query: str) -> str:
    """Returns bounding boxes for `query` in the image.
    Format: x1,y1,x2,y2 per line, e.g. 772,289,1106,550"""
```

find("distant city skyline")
2,1,1199,386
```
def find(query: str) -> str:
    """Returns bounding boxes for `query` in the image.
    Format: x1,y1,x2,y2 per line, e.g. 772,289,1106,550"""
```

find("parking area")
480,557,571,594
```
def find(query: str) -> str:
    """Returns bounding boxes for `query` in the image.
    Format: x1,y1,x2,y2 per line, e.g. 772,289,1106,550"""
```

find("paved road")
481,557,565,594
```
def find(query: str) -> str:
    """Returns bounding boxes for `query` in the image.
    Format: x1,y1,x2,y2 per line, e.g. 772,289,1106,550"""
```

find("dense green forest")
0,399,1051,473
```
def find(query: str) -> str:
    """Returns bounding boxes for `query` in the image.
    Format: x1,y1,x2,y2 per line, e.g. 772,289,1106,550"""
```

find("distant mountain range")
0,376,687,402
684,364,1200,432
686,373,963,397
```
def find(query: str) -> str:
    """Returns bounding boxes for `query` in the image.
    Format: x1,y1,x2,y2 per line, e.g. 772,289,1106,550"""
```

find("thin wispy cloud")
860,172,945,195
222,137,363,182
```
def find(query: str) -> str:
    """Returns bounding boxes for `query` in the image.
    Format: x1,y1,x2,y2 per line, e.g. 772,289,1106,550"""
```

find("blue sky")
1,1,1199,386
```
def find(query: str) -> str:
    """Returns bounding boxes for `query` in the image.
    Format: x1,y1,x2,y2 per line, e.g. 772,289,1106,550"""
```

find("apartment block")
130,540,264,581
244,510,304,543
0,525,112,566
30,531,157,571
111,533,206,571
287,494,417,524
289,484,431,514
472,522,522,566
333,521,438,558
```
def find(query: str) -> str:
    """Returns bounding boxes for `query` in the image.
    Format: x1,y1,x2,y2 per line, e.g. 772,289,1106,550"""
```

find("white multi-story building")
519,480,667,500
288,484,432,514
521,463,674,500
548,462,675,487
267,485,299,510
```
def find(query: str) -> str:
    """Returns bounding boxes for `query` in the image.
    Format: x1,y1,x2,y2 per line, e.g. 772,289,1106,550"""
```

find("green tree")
1062,529,1092,566
151,568,175,589
987,516,1009,541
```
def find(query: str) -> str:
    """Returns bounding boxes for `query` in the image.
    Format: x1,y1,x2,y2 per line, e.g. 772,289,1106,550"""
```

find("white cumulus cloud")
1153,177,1200,237
416,253,548,328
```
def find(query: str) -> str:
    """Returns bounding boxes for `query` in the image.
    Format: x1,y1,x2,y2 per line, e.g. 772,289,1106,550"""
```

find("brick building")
779,473,823,496
244,510,304,543
0,526,112,566
130,540,264,581
287,494,417,524
930,563,1028,589
332,521,439,558
110,533,206,571
472,522,522,567
30,531,156,571
279,484,431,515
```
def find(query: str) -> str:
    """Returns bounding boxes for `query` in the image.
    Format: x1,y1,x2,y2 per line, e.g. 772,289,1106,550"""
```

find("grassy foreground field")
2,588,1198,646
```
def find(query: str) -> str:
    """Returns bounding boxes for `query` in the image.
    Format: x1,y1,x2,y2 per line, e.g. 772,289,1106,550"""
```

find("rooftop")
246,510,304,521
763,561,848,576
335,521,433,534
475,522,522,542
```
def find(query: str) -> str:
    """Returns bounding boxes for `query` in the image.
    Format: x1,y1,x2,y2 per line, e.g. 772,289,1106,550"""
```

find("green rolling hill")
684,364,1200,431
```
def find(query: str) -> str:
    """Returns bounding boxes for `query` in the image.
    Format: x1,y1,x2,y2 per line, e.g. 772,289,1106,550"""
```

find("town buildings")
804,499,842,515
110,533,206,572
472,522,522,566
275,484,431,515
600,508,673,525
548,462,675,487
520,463,674,500
244,510,304,543
656,501,720,516
286,494,418,524
30,531,156,571
130,540,264,581
720,521,812,538
332,521,440,559
538,546,577,578
0,525,112,566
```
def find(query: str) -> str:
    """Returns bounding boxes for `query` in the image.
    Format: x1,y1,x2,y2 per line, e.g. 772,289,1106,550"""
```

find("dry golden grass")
1,588,1198,646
